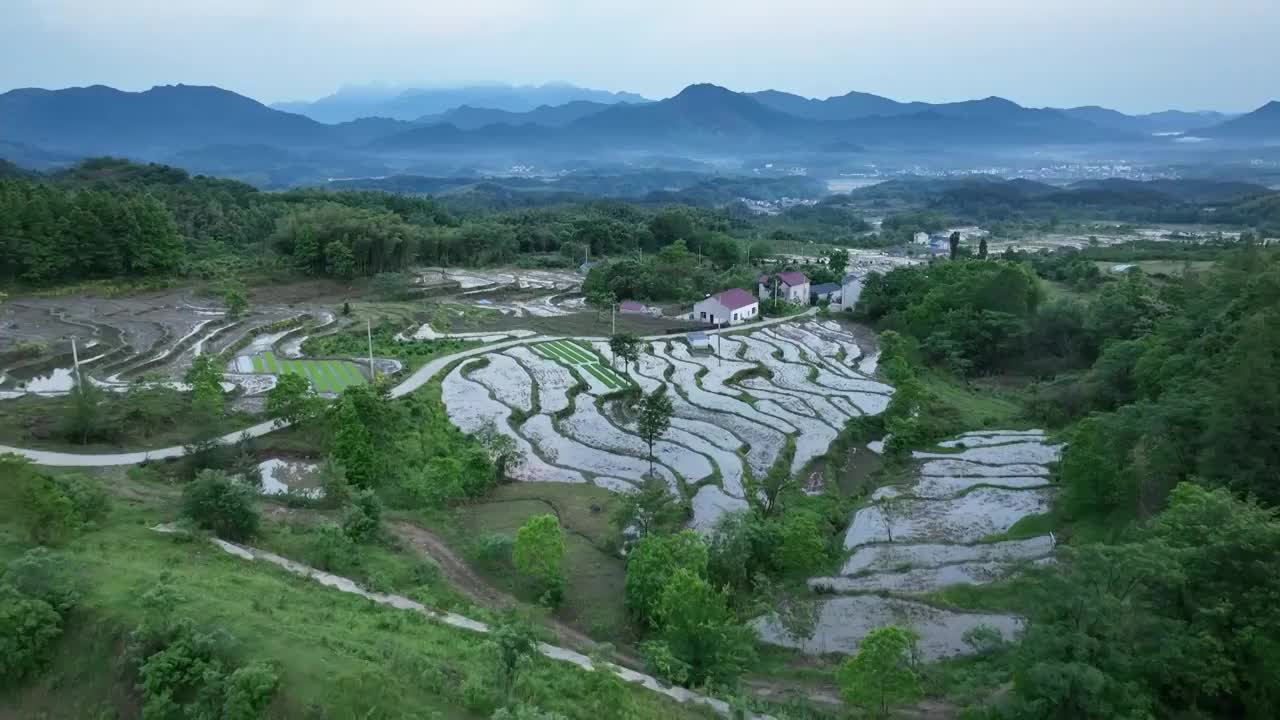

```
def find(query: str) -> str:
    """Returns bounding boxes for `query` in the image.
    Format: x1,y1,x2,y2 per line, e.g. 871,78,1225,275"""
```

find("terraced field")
250,352,367,392
442,319,893,532
534,339,629,390
754,429,1063,661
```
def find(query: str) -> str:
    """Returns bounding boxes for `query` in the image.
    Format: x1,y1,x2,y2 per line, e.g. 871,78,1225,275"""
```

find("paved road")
0,309,821,467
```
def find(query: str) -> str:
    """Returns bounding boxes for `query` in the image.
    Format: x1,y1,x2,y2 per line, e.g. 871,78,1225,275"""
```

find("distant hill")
1069,178,1270,204
415,100,619,129
1199,101,1280,139
1060,106,1236,134
0,84,332,156
274,83,650,123
749,89,907,120
569,84,803,144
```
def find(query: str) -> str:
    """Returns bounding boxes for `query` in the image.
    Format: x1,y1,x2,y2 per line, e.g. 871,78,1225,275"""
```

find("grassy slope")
0,483,711,720
416,482,636,646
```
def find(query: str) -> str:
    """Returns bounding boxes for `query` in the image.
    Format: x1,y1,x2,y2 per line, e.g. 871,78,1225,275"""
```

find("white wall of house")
692,298,758,326
837,276,865,311
782,281,810,305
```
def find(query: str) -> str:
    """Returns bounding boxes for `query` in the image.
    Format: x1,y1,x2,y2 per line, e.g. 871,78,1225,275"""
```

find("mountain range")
272,83,649,123
2,82,1278,184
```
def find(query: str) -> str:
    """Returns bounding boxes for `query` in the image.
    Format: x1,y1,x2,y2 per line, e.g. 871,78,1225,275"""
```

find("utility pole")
717,321,723,366
366,318,375,381
611,301,616,336
71,336,82,386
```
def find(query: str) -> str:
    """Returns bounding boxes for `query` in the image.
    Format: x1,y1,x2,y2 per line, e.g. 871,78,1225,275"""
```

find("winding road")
0,309,818,467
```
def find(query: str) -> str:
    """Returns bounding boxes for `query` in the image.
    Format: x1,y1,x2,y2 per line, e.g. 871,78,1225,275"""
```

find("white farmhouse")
837,272,866,311
913,232,930,245
758,271,811,305
690,288,759,326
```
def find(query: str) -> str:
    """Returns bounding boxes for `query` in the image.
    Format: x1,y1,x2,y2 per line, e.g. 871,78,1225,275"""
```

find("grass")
250,352,366,392
420,482,635,645
0,482,712,720
918,370,1025,430
534,341,629,390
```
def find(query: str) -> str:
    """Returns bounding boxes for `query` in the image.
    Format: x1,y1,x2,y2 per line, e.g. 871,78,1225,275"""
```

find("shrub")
512,515,565,605
3,548,81,614
305,523,360,574
0,584,62,685
180,470,261,541
341,488,384,544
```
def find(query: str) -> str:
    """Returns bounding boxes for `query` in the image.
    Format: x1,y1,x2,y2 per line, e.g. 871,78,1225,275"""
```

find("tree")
948,231,961,260
180,469,260,541
624,530,707,628
608,333,641,372
265,373,318,426
611,475,685,538
637,388,673,476
747,438,798,518
837,625,922,718
0,584,63,685
490,614,539,700
340,488,383,544
185,354,225,429
644,567,757,687
64,376,105,445
828,248,849,277
978,236,989,259
222,279,249,319
512,514,565,603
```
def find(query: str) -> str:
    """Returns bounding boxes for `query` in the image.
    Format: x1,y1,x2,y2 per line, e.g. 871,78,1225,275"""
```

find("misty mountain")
1068,178,1269,204
1198,101,1280,139
273,83,649,123
570,84,803,143
748,89,907,120
415,100,621,129
0,84,332,156
1060,106,1235,134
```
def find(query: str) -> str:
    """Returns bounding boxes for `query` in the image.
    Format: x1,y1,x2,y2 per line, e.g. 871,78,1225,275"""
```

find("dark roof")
777,271,808,286
714,288,758,311
811,282,840,294
619,300,646,311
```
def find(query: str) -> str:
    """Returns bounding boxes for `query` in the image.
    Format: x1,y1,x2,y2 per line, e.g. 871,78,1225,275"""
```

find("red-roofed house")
689,288,759,326
758,272,811,305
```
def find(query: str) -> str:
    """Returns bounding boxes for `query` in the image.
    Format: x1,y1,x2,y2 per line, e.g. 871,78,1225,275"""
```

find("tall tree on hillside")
637,388,673,476
979,237,989,259
828,248,849,277
949,231,961,260
65,377,105,446
837,625,923,718
609,333,640,372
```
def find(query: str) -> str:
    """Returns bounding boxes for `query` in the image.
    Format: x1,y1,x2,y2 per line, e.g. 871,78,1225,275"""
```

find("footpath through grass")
0,482,713,720
535,340,628,390
250,351,366,392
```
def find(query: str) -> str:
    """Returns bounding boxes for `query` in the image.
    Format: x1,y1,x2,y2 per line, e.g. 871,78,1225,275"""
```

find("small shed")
619,300,649,315
688,331,713,353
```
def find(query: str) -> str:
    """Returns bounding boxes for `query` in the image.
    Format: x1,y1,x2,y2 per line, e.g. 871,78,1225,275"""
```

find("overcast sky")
3,0,1276,113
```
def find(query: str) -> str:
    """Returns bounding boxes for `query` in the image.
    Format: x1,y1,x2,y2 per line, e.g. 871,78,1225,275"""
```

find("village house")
913,231,930,245
837,272,866,311
619,300,658,316
810,282,841,304
689,288,759,326
758,271,811,305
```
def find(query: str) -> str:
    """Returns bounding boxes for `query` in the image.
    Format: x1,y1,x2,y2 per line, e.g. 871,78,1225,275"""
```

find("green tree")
624,530,707,628
978,236,989,259
637,388,673,476
265,372,319,426
0,584,63,685
64,376,105,446
837,625,922,718
222,279,248,319
340,488,383,544
948,231,961,260
180,469,260,541
489,614,539,700
608,333,641,372
827,248,849,276
611,475,685,538
644,567,756,687
512,514,565,603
